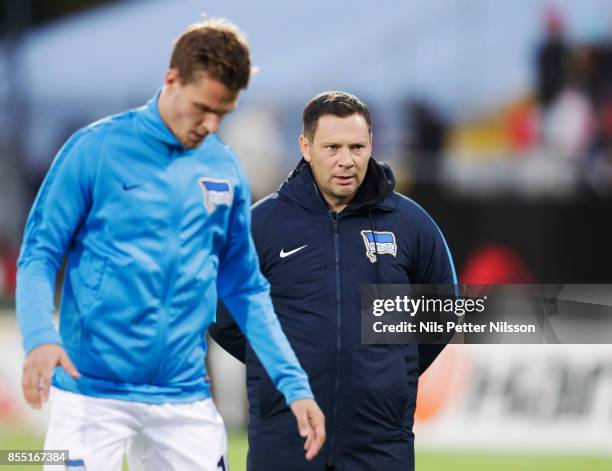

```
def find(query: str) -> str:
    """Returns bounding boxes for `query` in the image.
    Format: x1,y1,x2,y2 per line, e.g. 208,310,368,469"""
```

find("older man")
212,91,456,471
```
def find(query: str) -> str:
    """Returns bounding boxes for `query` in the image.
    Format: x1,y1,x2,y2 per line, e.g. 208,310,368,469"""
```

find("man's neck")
157,87,172,129
322,194,350,214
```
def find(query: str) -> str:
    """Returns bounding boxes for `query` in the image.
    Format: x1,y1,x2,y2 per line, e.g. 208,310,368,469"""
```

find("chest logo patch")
360,230,397,263
280,245,307,258
198,178,233,213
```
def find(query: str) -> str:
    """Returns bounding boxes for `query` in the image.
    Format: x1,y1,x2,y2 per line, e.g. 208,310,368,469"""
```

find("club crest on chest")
360,230,397,263
198,178,233,213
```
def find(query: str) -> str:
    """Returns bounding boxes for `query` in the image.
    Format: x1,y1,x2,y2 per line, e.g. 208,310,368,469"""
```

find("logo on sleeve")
360,230,397,263
198,178,233,213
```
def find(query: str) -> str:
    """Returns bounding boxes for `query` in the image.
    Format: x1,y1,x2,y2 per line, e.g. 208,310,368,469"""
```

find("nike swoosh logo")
280,245,307,258
122,183,142,191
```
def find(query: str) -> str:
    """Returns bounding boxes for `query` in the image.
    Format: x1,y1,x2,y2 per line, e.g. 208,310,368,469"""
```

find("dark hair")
170,18,251,90
302,91,372,140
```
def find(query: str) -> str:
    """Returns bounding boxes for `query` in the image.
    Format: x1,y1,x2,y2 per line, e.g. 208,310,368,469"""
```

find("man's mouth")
334,175,355,185
192,131,207,142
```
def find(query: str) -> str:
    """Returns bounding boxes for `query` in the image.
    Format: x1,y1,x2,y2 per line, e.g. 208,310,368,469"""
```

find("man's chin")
331,187,357,200
181,137,206,149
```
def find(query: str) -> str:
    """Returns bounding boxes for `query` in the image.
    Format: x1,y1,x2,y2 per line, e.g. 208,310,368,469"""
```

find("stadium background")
1,0,611,469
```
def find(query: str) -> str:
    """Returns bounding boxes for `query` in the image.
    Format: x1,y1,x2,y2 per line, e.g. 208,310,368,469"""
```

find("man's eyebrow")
193,102,232,115
319,140,368,146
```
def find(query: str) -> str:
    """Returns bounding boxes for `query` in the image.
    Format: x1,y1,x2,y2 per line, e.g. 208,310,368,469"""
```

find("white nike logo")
280,245,308,258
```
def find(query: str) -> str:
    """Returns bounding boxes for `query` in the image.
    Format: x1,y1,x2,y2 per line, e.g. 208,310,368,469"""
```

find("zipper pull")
330,211,338,231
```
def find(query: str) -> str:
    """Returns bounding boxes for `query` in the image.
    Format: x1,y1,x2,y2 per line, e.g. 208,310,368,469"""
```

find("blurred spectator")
540,85,594,160
403,100,448,187
582,23,612,193
533,7,610,177
535,7,596,160
535,7,572,109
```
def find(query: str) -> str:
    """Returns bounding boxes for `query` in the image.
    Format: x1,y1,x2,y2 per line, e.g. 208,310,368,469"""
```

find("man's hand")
290,398,326,461
22,344,80,409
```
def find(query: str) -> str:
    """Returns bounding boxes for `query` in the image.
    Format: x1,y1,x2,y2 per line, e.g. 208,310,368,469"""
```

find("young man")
211,91,456,471
17,19,324,470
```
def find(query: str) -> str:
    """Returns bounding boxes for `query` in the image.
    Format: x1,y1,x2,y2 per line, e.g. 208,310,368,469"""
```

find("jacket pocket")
73,250,109,319
348,346,417,431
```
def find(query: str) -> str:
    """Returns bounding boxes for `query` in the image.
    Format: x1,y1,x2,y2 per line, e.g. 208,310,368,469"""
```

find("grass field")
1,430,611,470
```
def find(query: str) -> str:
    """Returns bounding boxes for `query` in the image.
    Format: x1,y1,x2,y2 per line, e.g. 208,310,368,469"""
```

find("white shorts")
44,387,228,471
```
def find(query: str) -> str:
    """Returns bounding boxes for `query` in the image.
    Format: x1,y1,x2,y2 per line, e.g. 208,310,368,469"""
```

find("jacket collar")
280,157,396,214
138,89,182,148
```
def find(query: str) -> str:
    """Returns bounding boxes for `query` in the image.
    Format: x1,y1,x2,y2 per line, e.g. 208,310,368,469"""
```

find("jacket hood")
279,157,396,214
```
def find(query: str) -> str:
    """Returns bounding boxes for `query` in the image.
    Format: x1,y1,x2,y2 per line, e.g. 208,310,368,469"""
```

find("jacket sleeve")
407,201,457,376
210,198,272,364
210,198,273,364
216,167,312,405
16,130,97,353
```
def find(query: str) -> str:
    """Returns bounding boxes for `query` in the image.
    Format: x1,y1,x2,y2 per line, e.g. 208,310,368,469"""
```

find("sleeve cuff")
282,380,314,406
23,328,62,354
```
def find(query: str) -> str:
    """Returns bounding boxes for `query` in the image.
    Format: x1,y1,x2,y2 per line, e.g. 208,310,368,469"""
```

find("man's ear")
299,134,312,162
164,68,181,90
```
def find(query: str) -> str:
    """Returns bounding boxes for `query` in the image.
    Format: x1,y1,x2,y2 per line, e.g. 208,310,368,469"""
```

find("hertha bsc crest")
360,230,397,263
198,178,233,213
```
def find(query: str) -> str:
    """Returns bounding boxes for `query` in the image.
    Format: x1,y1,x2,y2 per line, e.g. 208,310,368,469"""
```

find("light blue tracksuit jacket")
16,91,313,404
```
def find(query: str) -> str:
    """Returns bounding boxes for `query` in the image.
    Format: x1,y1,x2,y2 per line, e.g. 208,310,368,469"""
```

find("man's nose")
338,147,354,167
200,113,220,134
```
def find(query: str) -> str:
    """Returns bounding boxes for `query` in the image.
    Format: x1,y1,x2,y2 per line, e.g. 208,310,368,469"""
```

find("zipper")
148,153,182,383
327,211,342,467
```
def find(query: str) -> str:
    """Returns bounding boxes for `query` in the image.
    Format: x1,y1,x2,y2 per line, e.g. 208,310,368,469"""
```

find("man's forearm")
16,260,61,353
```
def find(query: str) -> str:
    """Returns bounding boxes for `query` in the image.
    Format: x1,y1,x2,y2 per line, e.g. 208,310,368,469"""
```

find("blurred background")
1,0,611,469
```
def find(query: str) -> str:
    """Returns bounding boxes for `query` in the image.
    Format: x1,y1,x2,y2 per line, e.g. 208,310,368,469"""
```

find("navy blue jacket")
210,159,456,471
